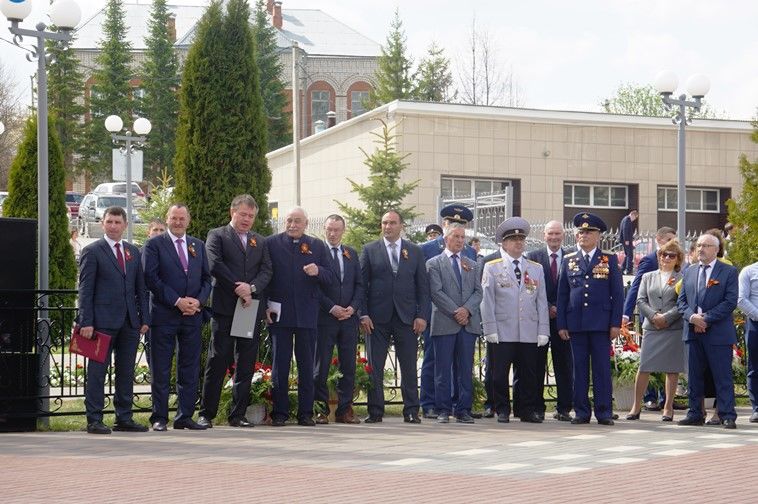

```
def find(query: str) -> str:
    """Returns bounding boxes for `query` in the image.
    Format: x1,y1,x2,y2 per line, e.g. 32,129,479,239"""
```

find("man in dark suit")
618,209,638,274
78,206,150,434
144,204,212,431
557,212,624,425
361,209,430,423
419,204,476,418
526,220,573,421
197,195,272,429
265,207,334,427
677,233,739,429
313,214,364,424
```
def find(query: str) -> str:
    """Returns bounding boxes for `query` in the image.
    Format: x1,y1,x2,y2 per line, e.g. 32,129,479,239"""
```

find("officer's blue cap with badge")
425,224,443,235
572,212,607,232
440,204,473,224
496,216,530,242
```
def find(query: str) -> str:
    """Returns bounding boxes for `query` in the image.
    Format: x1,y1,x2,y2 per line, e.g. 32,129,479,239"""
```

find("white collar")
167,230,186,243
104,235,122,249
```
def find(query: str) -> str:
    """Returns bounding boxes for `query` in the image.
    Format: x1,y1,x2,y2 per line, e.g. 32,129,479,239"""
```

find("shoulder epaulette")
565,251,578,258
526,259,541,266
601,250,616,256
486,258,504,265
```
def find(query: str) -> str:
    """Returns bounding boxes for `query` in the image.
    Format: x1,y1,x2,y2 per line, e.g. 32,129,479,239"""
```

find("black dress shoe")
625,412,640,420
483,407,495,418
456,413,475,424
196,416,213,429
520,412,543,423
404,413,421,424
112,419,148,432
677,416,704,426
152,421,167,432
173,418,208,430
87,421,111,435
422,410,438,419
723,419,737,429
364,415,382,423
497,413,510,423
750,412,758,423
571,417,590,425
469,411,483,419
705,417,722,426
298,417,316,427
271,418,286,427
553,411,572,422
229,417,254,428
597,418,615,426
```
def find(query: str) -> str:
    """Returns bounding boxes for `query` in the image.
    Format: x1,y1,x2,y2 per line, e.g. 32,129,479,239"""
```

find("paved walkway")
2,408,757,503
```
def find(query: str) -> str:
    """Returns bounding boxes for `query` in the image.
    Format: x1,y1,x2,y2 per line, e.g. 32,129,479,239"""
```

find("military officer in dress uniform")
480,217,550,423
419,204,478,418
557,212,624,425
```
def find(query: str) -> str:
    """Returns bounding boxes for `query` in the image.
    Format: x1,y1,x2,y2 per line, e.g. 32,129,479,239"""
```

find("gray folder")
230,298,259,338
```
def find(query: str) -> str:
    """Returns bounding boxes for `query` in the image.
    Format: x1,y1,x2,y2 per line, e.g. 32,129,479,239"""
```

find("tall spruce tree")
139,0,180,181
174,0,270,239
336,120,419,249
726,118,758,267
80,0,133,183
413,42,454,102
3,115,77,291
366,9,414,109
252,0,289,151
46,31,85,180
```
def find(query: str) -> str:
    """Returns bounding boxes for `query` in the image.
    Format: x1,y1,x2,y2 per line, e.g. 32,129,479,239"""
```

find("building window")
311,90,330,132
564,183,628,208
350,91,369,117
658,186,719,212
441,177,511,200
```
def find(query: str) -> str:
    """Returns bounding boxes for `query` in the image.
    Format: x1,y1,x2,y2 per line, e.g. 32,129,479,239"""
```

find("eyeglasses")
696,243,717,248
660,252,678,259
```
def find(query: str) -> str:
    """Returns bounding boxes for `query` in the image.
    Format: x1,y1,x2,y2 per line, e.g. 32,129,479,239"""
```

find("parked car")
77,193,144,237
65,191,83,222
0,191,8,216
92,182,145,199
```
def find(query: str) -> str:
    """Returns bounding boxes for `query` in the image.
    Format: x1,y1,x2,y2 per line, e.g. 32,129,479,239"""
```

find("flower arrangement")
612,326,662,388
325,352,374,397
50,363,85,387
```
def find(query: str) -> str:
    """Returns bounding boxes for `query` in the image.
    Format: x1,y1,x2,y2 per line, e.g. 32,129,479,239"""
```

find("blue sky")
2,0,756,120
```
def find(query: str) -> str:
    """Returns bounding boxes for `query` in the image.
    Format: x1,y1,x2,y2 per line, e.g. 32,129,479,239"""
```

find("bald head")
544,220,565,251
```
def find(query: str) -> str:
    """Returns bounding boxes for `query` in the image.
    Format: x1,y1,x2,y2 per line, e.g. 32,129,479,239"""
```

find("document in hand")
231,298,260,338
69,325,112,363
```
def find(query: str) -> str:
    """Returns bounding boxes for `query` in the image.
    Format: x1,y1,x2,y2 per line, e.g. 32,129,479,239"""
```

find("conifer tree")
252,0,289,151
174,0,270,240
336,120,419,249
726,118,758,267
80,0,133,182
366,9,414,109
413,42,454,102
139,0,180,181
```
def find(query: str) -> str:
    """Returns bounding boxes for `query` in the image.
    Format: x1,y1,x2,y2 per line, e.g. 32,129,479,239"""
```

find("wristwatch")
249,283,256,294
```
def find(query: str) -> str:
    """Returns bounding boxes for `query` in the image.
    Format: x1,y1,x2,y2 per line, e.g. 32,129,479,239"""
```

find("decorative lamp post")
654,71,710,245
105,115,151,243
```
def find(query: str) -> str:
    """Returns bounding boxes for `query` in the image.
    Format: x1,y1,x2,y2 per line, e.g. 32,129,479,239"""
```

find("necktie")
697,264,710,308
584,253,591,269
550,252,558,283
389,242,399,273
451,254,462,291
513,259,521,285
238,232,247,249
332,247,342,282
114,242,125,273
176,238,189,273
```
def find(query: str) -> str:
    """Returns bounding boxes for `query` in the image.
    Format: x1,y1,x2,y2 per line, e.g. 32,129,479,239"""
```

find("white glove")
537,335,549,347
484,333,499,344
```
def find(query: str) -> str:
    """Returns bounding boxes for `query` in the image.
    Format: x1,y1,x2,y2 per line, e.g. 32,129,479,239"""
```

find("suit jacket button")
585,284,589,288
585,275,589,279
584,293,588,297
584,302,588,307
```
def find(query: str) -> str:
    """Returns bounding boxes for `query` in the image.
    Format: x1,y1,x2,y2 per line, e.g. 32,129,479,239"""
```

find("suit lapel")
163,233,184,272
227,225,246,255
99,238,124,277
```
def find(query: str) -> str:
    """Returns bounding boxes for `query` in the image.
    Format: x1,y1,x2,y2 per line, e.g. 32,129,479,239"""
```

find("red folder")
69,326,112,363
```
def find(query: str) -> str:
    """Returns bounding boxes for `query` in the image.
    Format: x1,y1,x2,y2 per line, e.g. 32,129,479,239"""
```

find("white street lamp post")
654,71,710,245
105,115,151,243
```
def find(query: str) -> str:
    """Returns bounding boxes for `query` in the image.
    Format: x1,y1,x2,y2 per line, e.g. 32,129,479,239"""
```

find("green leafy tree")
252,0,289,151
366,9,414,109
3,115,77,291
46,30,85,180
80,0,134,183
602,83,720,118
174,0,270,240
336,119,419,249
413,41,454,102
726,118,758,267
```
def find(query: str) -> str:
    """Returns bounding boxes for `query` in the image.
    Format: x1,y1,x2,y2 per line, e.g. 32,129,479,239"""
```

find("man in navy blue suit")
677,233,739,429
557,212,624,425
144,204,212,431
78,206,150,434
617,209,638,274
265,207,334,427
361,210,430,423
526,220,573,421
419,204,477,418
313,214,364,424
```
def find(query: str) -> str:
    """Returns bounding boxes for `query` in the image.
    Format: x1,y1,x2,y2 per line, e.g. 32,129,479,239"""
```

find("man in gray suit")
78,206,150,434
480,217,550,423
198,195,272,428
426,223,482,423
360,210,430,423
